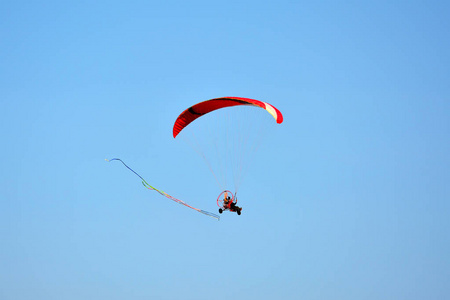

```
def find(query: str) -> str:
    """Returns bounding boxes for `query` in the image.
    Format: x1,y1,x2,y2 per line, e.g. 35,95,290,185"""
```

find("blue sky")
1,1,449,299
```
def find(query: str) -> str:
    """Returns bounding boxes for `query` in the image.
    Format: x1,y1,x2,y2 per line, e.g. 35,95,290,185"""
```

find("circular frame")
216,190,236,207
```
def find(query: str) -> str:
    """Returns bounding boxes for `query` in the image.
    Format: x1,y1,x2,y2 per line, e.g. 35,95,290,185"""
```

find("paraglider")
108,97,282,220
173,97,284,215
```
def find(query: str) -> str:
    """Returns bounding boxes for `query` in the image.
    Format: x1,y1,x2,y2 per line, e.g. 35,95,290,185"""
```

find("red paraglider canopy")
173,97,283,138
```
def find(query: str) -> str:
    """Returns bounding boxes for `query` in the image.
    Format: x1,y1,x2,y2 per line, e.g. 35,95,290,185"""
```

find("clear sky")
1,1,449,299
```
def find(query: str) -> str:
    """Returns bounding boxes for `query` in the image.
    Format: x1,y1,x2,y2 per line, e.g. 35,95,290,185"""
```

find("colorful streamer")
106,158,220,220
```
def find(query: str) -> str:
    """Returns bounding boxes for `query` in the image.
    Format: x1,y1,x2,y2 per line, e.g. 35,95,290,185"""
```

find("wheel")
219,208,223,214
